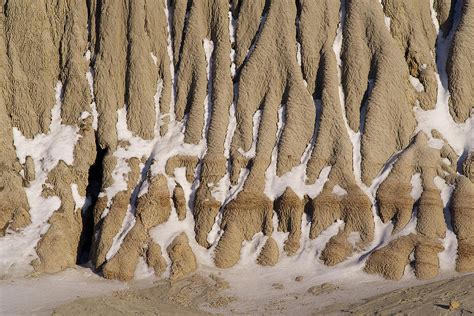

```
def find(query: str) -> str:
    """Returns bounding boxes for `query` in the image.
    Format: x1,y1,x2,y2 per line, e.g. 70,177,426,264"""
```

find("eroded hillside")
0,0,473,282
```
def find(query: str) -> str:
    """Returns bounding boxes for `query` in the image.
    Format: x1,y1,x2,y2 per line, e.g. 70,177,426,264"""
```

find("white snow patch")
410,173,423,200
409,75,425,92
106,208,137,261
434,177,457,271
296,42,302,66
85,58,98,130
416,0,471,156
238,110,261,159
134,257,156,280
0,82,79,275
429,0,440,33
154,79,164,131
150,52,158,65
332,185,348,196
202,39,214,139
378,0,391,30
164,1,177,123
228,11,237,77
71,183,86,211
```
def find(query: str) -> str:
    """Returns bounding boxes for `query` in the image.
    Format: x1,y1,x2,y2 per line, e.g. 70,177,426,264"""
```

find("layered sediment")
0,0,472,282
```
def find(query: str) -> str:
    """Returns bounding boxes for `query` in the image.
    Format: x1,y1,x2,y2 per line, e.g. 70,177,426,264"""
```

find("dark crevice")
295,0,303,73
86,0,92,44
358,56,377,134
231,0,242,19
457,149,468,175
76,144,106,265
314,55,326,100
304,196,314,225
295,0,302,52
129,154,154,217
295,0,302,17
439,0,458,35
77,1,101,266
124,0,133,111
235,0,270,79
175,0,193,72
184,77,197,117
92,0,102,63
2,0,8,16
306,52,324,159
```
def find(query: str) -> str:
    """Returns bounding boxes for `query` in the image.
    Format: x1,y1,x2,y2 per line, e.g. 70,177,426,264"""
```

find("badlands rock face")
0,0,472,282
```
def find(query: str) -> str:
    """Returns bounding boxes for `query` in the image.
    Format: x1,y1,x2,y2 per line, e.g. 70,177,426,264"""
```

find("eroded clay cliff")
0,0,472,282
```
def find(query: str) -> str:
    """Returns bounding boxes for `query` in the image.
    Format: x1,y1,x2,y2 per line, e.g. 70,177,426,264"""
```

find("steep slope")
0,0,472,283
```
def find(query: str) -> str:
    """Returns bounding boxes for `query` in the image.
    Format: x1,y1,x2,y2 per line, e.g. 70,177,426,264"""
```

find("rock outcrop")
0,0,472,282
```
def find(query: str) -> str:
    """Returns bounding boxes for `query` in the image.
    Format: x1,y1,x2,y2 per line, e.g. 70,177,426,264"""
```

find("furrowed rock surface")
451,175,474,272
342,0,416,185
447,0,474,123
365,131,458,280
382,0,438,110
0,0,472,283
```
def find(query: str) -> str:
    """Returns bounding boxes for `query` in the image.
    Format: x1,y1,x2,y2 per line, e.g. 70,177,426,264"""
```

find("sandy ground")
318,274,474,315
1,267,472,315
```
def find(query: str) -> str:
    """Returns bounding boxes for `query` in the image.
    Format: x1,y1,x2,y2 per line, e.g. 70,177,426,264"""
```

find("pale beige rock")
34,115,96,273
447,0,474,123
214,191,273,268
7,207,31,232
382,0,438,110
165,155,199,183
301,4,374,265
275,188,305,256
136,174,171,230
234,0,266,68
146,241,167,277
173,183,187,221
342,0,416,184
230,0,315,180
451,176,474,272
92,157,141,270
463,153,474,181
216,0,347,269
33,209,83,274
92,1,124,151
92,191,130,269
0,0,98,275
365,235,416,280
23,156,35,183
174,0,209,144
193,188,221,248
365,233,445,281
191,0,233,249
124,1,167,140
0,172,30,237
167,233,197,280
414,236,444,280
0,3,33,239
56,1,92,127
102,172,172,280
257,237,279,266
3,1,58,137
103,221,148,281
320,232,354,266
369,132,458,280
34,161,80,273
377,132,455,235
1,0,473,282
434,0,455,33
